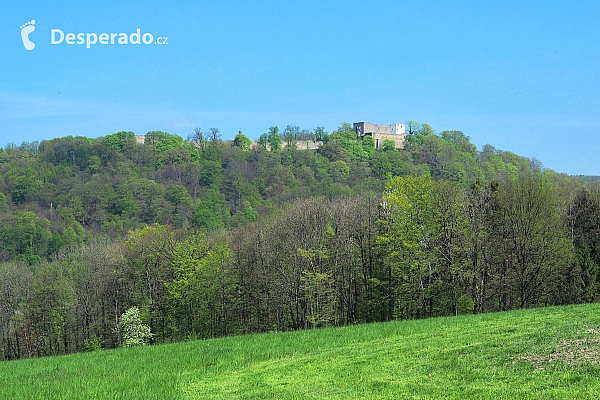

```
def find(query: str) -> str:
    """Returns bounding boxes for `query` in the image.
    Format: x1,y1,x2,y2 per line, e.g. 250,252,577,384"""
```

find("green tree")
167,238,237,338
166,185,192,207
200,160,223,187
193,189,227,231
419,123,435,136
383,139,396,152
440,130,477,157
405,120,421,135
380,175,441,318
0,210,52,264
283,125,300,149
103,131,136,151
233,132,252,151
328,160,350,183
370,152,393,178
362,135,376,155
258,133,269,149
125,225,183,341
0,193,8,214
267,126,282,151
230,201,258,227
329,122,367,161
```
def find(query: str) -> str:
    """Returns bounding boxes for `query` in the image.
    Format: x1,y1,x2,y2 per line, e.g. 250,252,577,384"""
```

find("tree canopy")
0,123,598,361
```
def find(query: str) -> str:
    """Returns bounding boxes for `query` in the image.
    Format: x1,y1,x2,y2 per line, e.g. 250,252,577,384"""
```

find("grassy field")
1,304,600,399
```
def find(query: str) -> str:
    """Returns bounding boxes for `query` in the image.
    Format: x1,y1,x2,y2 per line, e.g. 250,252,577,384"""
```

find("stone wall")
372,133,407,149
250,140,322,150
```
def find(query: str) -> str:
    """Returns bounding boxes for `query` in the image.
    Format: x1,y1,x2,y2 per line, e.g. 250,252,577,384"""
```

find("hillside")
1,122,600,361
1,304,599,399
576,175,600,183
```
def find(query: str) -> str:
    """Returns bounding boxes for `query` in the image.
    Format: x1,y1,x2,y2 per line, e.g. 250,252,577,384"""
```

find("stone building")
353,122,406,149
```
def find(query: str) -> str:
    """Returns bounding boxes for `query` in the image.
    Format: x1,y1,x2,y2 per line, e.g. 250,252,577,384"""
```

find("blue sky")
2,0,599,175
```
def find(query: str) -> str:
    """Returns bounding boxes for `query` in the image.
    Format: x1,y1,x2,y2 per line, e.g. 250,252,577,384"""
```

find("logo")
20,20,36,50
19,20,168,50
51,29,168,48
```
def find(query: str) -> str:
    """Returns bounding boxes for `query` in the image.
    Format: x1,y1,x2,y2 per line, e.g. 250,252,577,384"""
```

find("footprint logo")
20,20,36,50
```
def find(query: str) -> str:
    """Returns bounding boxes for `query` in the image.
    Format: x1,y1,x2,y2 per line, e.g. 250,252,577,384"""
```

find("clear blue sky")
2,0,599,175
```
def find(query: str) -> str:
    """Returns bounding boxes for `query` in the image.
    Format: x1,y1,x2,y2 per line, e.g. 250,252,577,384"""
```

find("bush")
117,307,153,347
83,335,103,352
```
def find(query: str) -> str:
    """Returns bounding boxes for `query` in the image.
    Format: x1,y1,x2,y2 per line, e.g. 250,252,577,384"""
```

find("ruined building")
353,122,406,149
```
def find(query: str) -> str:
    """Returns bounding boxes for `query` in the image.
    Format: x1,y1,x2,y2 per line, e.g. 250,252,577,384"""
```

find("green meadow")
1,304,599,399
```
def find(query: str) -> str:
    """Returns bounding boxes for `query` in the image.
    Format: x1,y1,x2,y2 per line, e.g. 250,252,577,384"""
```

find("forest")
0,122,599,360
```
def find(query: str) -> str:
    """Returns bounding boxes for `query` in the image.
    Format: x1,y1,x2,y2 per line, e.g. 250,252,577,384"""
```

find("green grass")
2,304,600,399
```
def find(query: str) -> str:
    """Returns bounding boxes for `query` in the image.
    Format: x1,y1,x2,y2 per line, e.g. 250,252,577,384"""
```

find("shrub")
117,307,153,347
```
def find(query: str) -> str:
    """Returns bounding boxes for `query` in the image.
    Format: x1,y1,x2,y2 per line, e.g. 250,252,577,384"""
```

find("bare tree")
208,128,221,143
192,128,206,150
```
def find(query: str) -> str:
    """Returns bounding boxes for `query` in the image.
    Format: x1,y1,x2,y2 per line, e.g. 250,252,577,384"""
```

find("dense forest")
1,122,599,360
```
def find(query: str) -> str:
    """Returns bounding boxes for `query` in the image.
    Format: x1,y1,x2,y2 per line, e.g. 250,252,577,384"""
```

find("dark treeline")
1,123,599,360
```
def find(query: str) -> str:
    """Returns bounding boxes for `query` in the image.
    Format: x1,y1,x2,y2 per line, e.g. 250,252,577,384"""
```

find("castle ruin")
353,122,406,149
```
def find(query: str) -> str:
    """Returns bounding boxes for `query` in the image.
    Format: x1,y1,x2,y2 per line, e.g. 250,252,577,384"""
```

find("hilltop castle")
136,123,407,150
353,122,406,149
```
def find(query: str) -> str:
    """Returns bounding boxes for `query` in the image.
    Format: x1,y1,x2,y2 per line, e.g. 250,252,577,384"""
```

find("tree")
419,124,435,136
314,127,329,142
124,225,183,341
192,189,227,231
230,201,258,227
440,130,477,157
283,125,301,148
405,120,421,136
103,131,135,151
208,128,222,143
192,128,206,149
382,175,474,318
117,307,153,347
284,124,301,139
233,132,252,151
329,122,368,161
258,133,269,149
166,185,192,207
30,262,78,356
267,126,282,151
381,175,446,318
200,160,223,187
383,139,396,152
430,180,470,315
370,152,393,178
464,180,494,313
564,187,600,302
154,133,184,155
362,135,376,155
0,261,32,359
167,237,238,338
0,193,8,214
9,172,42,205
487,174,571,309
145,130,168,146
0,210,52,264
328,160,350,183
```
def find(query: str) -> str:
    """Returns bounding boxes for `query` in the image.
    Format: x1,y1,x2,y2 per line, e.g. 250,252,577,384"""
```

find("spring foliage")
0,122,599,360
117,307,153,347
